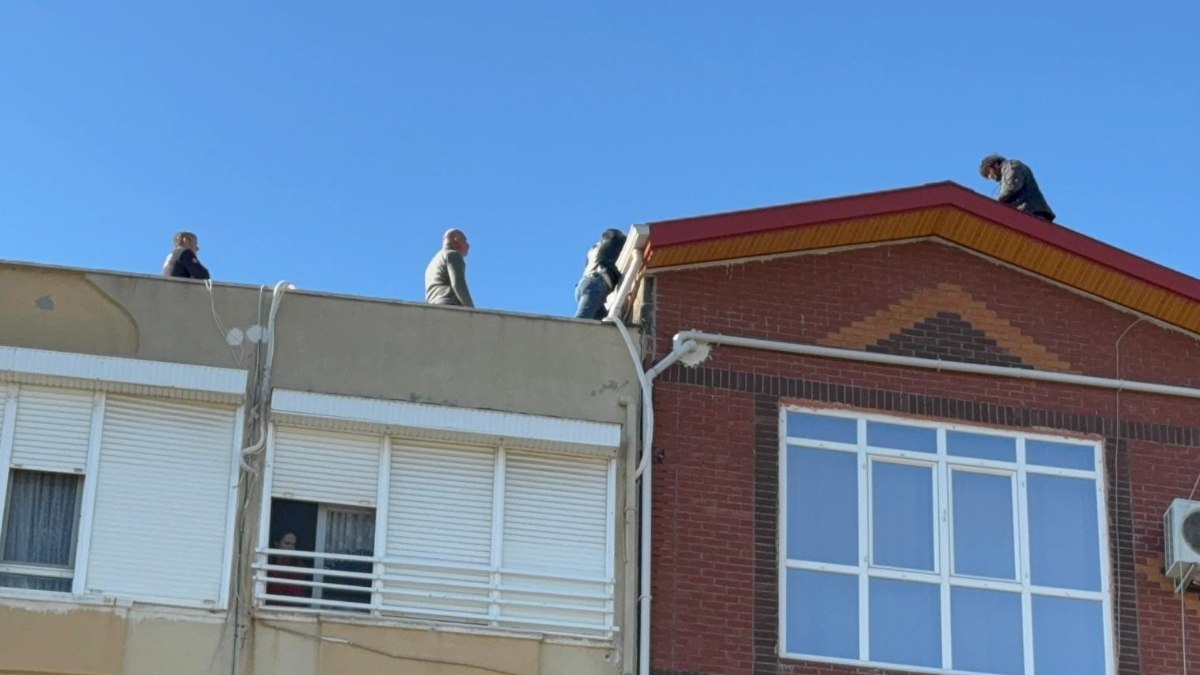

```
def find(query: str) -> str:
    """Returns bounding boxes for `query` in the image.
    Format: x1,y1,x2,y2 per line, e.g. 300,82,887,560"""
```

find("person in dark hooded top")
161,231,211,280
574,228,627,320
980,154,1056,222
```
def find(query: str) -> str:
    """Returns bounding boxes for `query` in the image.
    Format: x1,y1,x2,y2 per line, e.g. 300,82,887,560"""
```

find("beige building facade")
0,261,641,675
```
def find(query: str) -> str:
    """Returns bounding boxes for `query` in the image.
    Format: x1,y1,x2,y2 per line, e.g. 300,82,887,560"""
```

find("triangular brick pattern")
820,282,1075,373
868,311,1032,369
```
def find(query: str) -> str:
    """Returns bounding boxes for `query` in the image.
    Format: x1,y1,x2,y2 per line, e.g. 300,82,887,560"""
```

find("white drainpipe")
608,317,698,675
604,239,701,675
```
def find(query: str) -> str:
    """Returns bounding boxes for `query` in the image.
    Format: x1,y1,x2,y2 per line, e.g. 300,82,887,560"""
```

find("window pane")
2,470,80,567
948,431,1016,462
786,569,857,659
324,508,376,557
267,499,316,605
786,412,856,444
867,422,936,453
1026,440,1095,470
951,587,1024,675
952,471,1015,579
872,462,935,570
0,573,71,592
321,508,375,606
869,578,940,668
1028,475,1101,590
1033,596,1106,674
787,447,857,564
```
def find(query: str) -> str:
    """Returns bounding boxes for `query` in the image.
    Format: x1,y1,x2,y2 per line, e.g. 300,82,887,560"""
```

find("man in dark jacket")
161,231,211,279
980,154,1056,222
574,228,627,320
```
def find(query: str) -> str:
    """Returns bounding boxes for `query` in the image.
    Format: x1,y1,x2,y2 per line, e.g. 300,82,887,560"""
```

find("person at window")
574,228,627,320
424,228,474,307
266,531,309,604
161,231,211,280
979,154,1056,222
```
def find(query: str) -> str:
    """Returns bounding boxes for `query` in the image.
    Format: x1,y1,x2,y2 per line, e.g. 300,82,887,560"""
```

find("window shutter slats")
383,444,495,619
11,386,93,473
387,444,494,565
272,427,379,507
86,396,236,605
502,453,608,577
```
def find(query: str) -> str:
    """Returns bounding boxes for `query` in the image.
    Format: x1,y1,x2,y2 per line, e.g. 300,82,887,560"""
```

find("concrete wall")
1,262,639,424
0,601,231,675
251,618,615,675
269,292,638,425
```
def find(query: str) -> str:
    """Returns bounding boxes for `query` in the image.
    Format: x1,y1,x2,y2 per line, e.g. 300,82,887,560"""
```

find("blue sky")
2,3,1196,316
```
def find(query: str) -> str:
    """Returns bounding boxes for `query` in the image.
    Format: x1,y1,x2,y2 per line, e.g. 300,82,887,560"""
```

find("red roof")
646,181,1200,305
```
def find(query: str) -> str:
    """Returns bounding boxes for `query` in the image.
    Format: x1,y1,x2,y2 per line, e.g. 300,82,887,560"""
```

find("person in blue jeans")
574,229,627,320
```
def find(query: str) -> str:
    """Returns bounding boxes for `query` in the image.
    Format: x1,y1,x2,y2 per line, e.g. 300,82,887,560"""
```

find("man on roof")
161,231,211,280
979,154,1056,222
425,228,474,308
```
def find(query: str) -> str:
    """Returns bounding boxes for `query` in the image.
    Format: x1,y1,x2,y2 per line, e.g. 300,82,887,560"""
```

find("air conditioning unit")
1164,498,1200,586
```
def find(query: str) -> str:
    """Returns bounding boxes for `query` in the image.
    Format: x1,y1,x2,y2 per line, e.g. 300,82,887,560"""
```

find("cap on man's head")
979,154,1005,177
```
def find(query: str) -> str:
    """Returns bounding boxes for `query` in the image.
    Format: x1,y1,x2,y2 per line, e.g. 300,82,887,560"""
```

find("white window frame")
0,469,84,589
312,503,376,604
0,383,96,598
778,406,1114,675
0,370,245,609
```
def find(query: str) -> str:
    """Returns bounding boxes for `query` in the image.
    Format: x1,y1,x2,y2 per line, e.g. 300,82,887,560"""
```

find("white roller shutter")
502,453,609,576
272,426,379,507
387,443,495,565
500,452,611,630
385,443,495,618
86,396,237,605
10,386,94,473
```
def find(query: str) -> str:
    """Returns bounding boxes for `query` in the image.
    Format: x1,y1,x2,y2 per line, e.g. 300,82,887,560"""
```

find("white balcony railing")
252,548,614,637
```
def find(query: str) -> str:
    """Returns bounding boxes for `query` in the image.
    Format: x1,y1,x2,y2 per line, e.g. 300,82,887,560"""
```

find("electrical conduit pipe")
239,280,295,473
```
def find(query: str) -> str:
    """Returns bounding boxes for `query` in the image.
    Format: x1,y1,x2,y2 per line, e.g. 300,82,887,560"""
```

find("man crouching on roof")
979,154,1056,222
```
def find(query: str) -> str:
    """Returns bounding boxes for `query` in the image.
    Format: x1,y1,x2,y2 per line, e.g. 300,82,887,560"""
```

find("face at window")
279,533,297,550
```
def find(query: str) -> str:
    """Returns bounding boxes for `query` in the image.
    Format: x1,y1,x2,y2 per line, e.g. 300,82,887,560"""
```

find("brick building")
632,183,1200,675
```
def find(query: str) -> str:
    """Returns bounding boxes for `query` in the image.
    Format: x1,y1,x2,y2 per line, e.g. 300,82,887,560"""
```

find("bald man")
424,229,474,307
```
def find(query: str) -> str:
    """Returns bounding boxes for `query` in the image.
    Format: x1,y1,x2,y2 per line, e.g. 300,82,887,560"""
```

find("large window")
257,424,616,637
0,383,242,607
781,408,1112,675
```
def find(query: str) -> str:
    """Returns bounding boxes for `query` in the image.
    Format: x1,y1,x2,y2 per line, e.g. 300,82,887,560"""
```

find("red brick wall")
648,241,1200,388
646,241,1200,675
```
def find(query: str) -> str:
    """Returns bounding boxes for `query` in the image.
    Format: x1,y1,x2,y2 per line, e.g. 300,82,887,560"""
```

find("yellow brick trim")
818,282,1075,373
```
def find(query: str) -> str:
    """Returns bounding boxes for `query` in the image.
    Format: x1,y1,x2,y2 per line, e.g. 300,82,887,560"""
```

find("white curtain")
320,507,375,605
324,508,375,557
1,470,80,591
